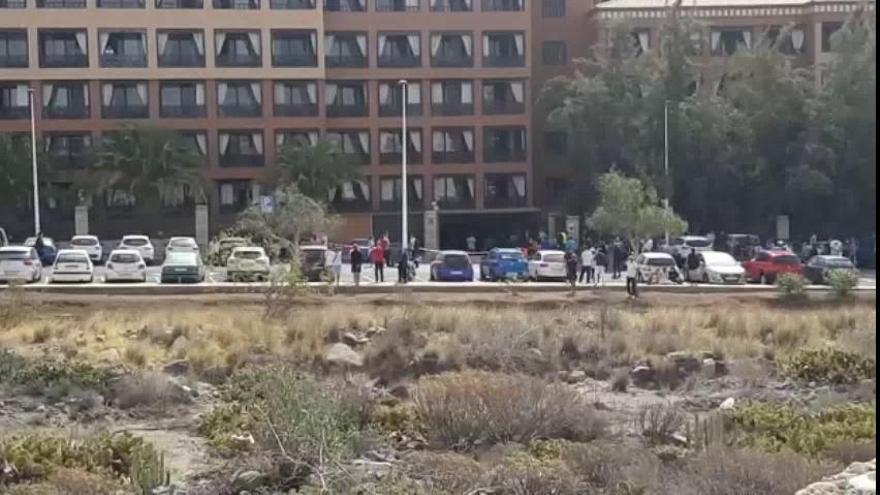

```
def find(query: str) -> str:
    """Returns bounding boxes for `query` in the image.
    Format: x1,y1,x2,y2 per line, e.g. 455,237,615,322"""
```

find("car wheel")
702,273,709,284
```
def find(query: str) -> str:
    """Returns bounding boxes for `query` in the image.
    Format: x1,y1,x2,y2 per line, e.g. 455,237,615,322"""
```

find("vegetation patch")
776,273,809,303
779,348,876,384
0,350,114,400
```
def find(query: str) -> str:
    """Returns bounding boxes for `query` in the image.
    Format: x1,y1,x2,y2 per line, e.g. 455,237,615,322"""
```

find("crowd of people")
345,233,420,286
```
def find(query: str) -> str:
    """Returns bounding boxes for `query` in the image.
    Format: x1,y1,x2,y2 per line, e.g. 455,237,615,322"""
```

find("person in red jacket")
370,242,385,282
379,234,390,268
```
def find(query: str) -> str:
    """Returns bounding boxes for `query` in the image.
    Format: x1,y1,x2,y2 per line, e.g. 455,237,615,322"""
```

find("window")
39,30,88,68
430,80,473,115
376,0,418,11
97,0,143,6
46,133,91,168
481,0,522,11
0,83,28,117
219,131,264,167
156,0,203,8
326,130,370,164
160,81,205,118
821,22,842,52
271,0,314,8
542,40,566,65
42,82,89,119
710,28,752,56
217,81,262,117
378,32,420,67
433,175,475,208
323,0,364,10
431,128,474,163
102,82,148,118
543,131,567,155
273,81,318,116
378,80,422,116
215,31,261,67
766,26,806,55
326,81,368,117
483,32,525,67
329,180,371,211
541,0,563,17
482,79,525,114
325,32,368,68
485,174,526,208
271,30,317,67
0,31,28,68
484,126,526,162
99,31,147,68
430,0,470,11
631,30,650,55
379,129,422,164
213,0,258,7
430,32,473,67
158,31,205,67
275,130,318,149
379,176,423,210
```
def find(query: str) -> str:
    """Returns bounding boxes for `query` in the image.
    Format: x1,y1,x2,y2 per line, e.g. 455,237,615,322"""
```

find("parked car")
24,236,57,265
633,252,679,284
104,249,147,283
725,234,761,260
300,245,330,282
479,248,528,281
685,251,746,284
227,247,271,281
70,235,103,263
429,250,474,282
742,249,803,284
527,250,567,281
165,236,200,258
208,236,250,266
803,255,858,285
0,246,42,283
119,235,155,265
664,235,713,259
49,249,94,283
160,252,206,283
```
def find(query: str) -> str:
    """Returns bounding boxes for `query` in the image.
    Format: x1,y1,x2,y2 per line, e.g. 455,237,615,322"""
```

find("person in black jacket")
349,243,363,286
686,249,700,282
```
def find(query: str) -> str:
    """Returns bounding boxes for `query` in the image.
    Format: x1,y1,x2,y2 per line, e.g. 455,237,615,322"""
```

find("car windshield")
646,257,675,267
826,257,855,268
124,238,148,247
773,255,801,265
702,252,737,266
235,250,263,260
110,253,140,263
25,237,53,246
71,238,98,246
684,238,712,248
0,250,29,260
443,254,470,268
166,253,197,265
499,252,524,261
171,239,196,247
56,253,88,264
543,254,564,263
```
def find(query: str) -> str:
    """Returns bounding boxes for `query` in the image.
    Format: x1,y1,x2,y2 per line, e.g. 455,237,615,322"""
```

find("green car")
161,252,206,284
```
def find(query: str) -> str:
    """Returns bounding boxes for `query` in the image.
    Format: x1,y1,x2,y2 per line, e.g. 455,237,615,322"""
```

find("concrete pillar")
195,204,209,252
424,209,439,251
565,215,580,244
74,206,89,235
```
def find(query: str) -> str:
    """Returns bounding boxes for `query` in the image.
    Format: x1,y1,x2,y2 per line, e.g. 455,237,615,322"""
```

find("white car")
226,247,270,281
666,235,713,258
104,249,147,283
634,252,680,284
527,250,567,281
685,250,746,284
0,246,42,283
70,235,103,263
119,235,155,265
50,249,94,283
165,236,200,258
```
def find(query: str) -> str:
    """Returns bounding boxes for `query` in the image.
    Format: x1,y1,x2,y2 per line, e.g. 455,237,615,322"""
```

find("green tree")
587,170,688,239
0,134,34,207
275,139,361,202
93,124,205,205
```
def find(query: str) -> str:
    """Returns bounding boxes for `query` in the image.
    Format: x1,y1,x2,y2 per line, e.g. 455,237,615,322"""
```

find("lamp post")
399,79,408,252
28,87,41,236
663,99,671,246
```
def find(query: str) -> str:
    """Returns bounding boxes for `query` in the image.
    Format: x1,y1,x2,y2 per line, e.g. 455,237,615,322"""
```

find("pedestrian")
370,242,385,282
565,236,577,253
686,248,700,282
579,245,594,284
830,239,843,256
350,242,363,286
565,250,578,291
466,234,477,252
594,247,607,287
625,254,638,298
397,249,409,283
330,248,342,287
380,234,391,268
409,236,419,268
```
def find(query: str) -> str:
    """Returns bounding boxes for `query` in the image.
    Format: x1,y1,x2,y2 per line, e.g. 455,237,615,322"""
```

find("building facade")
0,0,870,247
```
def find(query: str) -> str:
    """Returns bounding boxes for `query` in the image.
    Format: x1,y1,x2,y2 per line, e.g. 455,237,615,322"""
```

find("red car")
742,249,803,284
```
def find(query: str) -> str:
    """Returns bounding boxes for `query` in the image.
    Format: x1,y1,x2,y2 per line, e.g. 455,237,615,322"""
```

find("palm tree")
94,124,206,205
274,139,361,201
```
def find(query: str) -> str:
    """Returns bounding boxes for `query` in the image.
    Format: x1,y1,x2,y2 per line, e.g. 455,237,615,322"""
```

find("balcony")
432,102,473,116
220,154,264,167
378,53,420,68
379,102,421,117
273,53,317,67
271,0,314,7
158,52,204,68
380,150,421,165
0,107,28,120
431,52,472,68
40,53,88,68
326,104,368,118
430,0,470,10
324,0,365,10
0,55,28,68
325,54,367,68
219,103,262,118
213,0,259,7
273,103,318,117
483,99,524,114
101,53,147,68
1,0,27,7
102,104,148,119
160,104,206,118
380,197,422,211
44,104,89,119
36,0,84,6
435,197,474,209
432,150,473,164
485,194,526,208
216,53,261,68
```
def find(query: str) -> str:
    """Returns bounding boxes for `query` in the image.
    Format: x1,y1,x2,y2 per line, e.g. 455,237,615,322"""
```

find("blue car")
479,248,528,281
429,250,474,282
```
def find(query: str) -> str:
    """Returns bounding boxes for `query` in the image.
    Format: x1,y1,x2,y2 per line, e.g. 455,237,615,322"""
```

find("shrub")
488,452,583,495
110,372,192,410
729,402,876,458
413,371,605,448
828,269,859,298
610,369,630,392
0,352,113,400
664,447,834,495
2,468,131,495
779,348,875,384
196,402,255,456
776,273,808,302
561,440,659,493
399,451,483,494
635,403,687,445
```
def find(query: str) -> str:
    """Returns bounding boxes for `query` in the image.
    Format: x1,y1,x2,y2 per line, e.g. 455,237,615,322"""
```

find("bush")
828,269,859,298
488,452,583,495
197,402,256,456
729,402,876,458
561,440,659,493
0,352,113,400
636,403,687,445
412,371,605,448
776,273,808,302
779,348,875,384
1,468,131,495
110,372,192,410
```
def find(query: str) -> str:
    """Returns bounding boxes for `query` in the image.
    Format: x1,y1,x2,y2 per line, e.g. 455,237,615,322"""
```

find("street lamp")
27,87,41,236
663,99,671,246
398,79,408,252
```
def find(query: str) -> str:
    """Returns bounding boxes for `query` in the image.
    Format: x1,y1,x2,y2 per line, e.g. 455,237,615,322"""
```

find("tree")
93,124,205,204
0,134,34,208
275,139,361,202
587,170,687,240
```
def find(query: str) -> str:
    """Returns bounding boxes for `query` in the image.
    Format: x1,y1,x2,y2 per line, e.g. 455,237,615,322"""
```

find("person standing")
370,242,385,282
565,250,579,292
397,249,410,283
594,247,607,287
329,249,342,287
686,249,700,282
350,242,363,287
625,254,638,298
379,234,391,268
579,245,594,284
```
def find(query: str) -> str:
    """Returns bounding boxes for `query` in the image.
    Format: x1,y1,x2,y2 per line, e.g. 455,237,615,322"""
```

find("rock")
342,331,369,346
388,384,410,400
148,326,178,347
232,470,266,491
351,459,392,479
565,370,587,383
847,472,875,494
666,351,702,374
325,343,364,367
365,326,387,337
719,397,736,410
162,359,190,376
528,348,543,357
630,365,656,388
702,358,729,377
797,459,876,495
230,432,255,448
169,336,189,355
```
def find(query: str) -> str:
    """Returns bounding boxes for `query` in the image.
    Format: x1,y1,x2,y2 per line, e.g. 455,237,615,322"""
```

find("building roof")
595,0,867,9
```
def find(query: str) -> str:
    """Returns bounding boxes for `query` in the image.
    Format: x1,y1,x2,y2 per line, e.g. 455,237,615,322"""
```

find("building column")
195,204,209,251
74,205,89,235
